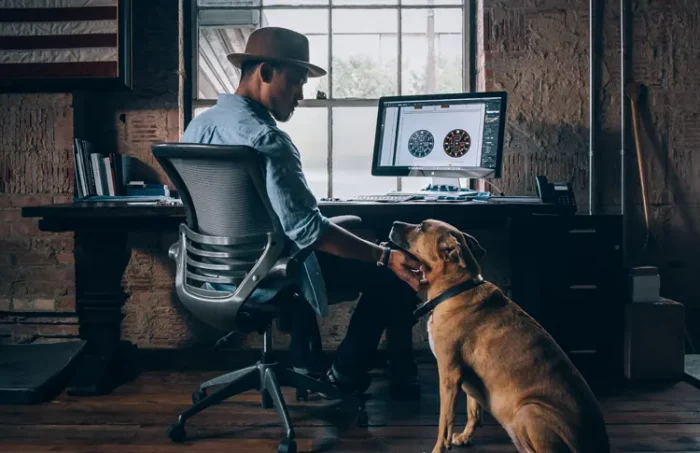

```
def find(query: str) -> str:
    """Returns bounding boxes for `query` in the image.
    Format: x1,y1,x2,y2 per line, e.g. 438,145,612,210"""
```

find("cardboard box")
624,298,685,380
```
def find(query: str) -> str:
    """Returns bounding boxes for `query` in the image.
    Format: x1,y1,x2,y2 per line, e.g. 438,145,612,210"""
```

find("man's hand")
387,249,423,292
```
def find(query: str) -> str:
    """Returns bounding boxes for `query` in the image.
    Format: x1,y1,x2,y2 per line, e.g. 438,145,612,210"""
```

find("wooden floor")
2,364,700,452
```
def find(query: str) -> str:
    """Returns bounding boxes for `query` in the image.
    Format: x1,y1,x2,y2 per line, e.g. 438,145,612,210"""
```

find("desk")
22,200,619,395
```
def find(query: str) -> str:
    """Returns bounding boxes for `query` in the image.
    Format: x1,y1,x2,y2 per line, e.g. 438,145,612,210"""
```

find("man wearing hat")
182,27,421,399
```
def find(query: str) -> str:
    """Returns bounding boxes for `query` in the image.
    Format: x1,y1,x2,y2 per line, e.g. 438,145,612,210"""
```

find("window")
189,0,473,198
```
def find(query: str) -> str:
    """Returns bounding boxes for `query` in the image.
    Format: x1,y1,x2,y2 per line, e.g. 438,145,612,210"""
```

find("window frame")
184,0,477,197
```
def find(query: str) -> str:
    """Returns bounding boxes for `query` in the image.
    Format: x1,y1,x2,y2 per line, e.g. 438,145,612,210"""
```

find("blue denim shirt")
181,94,331,317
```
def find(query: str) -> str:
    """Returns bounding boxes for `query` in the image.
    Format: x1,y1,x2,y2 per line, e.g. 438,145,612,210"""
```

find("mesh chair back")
152,143,287,331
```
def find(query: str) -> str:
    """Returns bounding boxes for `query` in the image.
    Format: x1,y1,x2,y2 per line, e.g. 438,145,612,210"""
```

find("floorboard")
2,364,700,452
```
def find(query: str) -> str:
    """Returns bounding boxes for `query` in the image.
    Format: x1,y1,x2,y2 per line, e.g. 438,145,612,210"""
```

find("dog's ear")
439,232,468,268
461,231,486,258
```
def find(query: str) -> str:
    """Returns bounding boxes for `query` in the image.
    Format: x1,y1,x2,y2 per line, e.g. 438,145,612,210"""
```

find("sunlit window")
191,0,469,198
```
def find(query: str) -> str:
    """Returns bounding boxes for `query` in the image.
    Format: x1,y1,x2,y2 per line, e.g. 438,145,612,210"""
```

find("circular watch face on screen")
408,130,434,158
443,129,471,158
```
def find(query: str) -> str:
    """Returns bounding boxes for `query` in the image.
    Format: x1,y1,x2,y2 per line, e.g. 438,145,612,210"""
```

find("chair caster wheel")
296,388,308,401
167,422,186,443
356,410,368,428
192,389,206,404
278,437,297,453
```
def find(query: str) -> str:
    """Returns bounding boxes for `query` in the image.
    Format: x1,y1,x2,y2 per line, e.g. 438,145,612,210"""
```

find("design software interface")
375,95,504,174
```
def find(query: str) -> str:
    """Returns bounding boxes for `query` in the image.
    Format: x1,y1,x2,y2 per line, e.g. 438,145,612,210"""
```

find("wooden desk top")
21,199,560,232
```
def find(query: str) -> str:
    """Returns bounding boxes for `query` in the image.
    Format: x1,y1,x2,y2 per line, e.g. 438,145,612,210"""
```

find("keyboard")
346,194,421,203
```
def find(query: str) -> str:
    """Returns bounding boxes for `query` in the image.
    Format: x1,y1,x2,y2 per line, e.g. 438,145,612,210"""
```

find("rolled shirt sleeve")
253,129,331,250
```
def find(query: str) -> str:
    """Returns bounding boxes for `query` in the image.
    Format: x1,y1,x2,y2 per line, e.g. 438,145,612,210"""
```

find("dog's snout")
389,221,412,248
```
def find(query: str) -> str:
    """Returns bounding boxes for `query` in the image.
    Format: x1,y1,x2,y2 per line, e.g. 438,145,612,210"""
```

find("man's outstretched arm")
313,222,423,292
255,130,422,291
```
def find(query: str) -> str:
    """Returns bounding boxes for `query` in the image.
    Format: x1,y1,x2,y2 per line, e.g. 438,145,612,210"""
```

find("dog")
389,219,610,453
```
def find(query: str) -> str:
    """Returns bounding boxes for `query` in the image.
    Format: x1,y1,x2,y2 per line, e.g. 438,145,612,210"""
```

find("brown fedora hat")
227,27,326,78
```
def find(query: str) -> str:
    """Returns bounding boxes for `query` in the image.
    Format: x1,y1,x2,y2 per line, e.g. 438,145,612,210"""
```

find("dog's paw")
451,432,473,447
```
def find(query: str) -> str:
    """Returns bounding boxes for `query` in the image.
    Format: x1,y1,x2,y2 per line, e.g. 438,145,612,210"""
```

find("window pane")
198,0,260,6
197,10,259,99
401,8,463,95
193,106,211,118
334,0,396,5
196,9,327,101
275,107,329,198
402,0,462,5
400,176,433,192
332,107,397,198
262,9,329,100
329,9,398,98
264,0,327,5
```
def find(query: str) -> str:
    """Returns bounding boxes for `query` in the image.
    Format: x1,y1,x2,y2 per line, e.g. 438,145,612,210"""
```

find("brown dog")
389,219,610,453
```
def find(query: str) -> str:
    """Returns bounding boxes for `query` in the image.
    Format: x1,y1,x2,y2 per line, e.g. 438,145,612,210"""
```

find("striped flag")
0,0,120,79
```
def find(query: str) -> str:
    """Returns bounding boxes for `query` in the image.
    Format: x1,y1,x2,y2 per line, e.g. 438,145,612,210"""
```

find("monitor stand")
422,177,474,194
391,177,479,197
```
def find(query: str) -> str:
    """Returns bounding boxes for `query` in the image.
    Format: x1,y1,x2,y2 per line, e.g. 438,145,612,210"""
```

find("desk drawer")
544,286,602,352
565,226,622,286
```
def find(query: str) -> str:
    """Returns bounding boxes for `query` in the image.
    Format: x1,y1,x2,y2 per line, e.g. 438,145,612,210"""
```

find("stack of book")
73,138,131,198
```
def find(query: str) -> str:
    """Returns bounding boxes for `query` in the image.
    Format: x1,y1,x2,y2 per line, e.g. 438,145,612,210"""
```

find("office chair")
152,143,366,453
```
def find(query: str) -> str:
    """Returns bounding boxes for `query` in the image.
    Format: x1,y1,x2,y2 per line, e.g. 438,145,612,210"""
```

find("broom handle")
629,98,650,248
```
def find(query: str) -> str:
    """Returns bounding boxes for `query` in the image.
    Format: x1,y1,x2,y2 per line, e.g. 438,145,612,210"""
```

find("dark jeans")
289,251,419,381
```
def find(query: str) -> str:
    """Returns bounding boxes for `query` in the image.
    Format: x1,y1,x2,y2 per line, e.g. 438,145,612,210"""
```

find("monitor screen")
371,92,507,178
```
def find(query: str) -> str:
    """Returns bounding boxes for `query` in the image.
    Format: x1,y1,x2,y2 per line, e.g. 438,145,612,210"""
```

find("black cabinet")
511,214,624,383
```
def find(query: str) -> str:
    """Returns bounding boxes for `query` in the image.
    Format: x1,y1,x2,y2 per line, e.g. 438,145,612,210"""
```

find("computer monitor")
371,91,507,193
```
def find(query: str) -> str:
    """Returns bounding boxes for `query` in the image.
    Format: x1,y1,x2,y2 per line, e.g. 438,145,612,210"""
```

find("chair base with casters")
166,317,367,453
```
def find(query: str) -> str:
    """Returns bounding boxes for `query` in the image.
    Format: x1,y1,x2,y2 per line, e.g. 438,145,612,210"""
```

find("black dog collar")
413,275,485,320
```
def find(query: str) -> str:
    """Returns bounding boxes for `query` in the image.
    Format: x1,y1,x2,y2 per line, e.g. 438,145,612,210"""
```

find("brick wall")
482,0,592,210
2,0,700,352
622,0,700,349
0,94,78,344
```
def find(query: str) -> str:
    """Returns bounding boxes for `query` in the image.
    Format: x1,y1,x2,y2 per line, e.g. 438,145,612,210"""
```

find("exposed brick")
0,254,11,267
11,324,39,344
0,222,9,238
2,314,78,324
37,324,79,337
12,281,73,298
9,195,54,208
56,252,75,264
13,252,56,266
36,267,74,281
11,220,52,238
32,236,74,253
53,194,73,204
0,209,21,222
13,298,56,312
0,195,10,208
55,296,76,312
0,239,30,252
0,299,10,311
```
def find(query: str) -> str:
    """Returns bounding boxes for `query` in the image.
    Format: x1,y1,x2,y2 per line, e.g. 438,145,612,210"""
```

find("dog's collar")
413,275,485,320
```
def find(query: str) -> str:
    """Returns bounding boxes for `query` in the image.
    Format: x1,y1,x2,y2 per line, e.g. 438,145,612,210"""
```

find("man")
182,27,421,398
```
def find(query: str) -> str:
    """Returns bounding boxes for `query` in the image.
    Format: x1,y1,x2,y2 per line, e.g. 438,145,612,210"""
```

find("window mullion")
327,2,333,198
396,1,402,192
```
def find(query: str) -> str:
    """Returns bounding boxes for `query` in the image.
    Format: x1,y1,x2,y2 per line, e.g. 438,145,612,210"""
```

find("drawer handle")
569,285,598,290
569,229,597,234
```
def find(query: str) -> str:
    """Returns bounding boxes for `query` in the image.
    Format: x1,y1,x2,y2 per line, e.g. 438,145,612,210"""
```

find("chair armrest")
265,245,311,282
266,256,299,281
330,215,362,230
264,215,362,282
168,241,181,261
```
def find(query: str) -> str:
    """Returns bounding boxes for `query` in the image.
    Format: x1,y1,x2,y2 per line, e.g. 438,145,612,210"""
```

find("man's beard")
272,108,294,122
